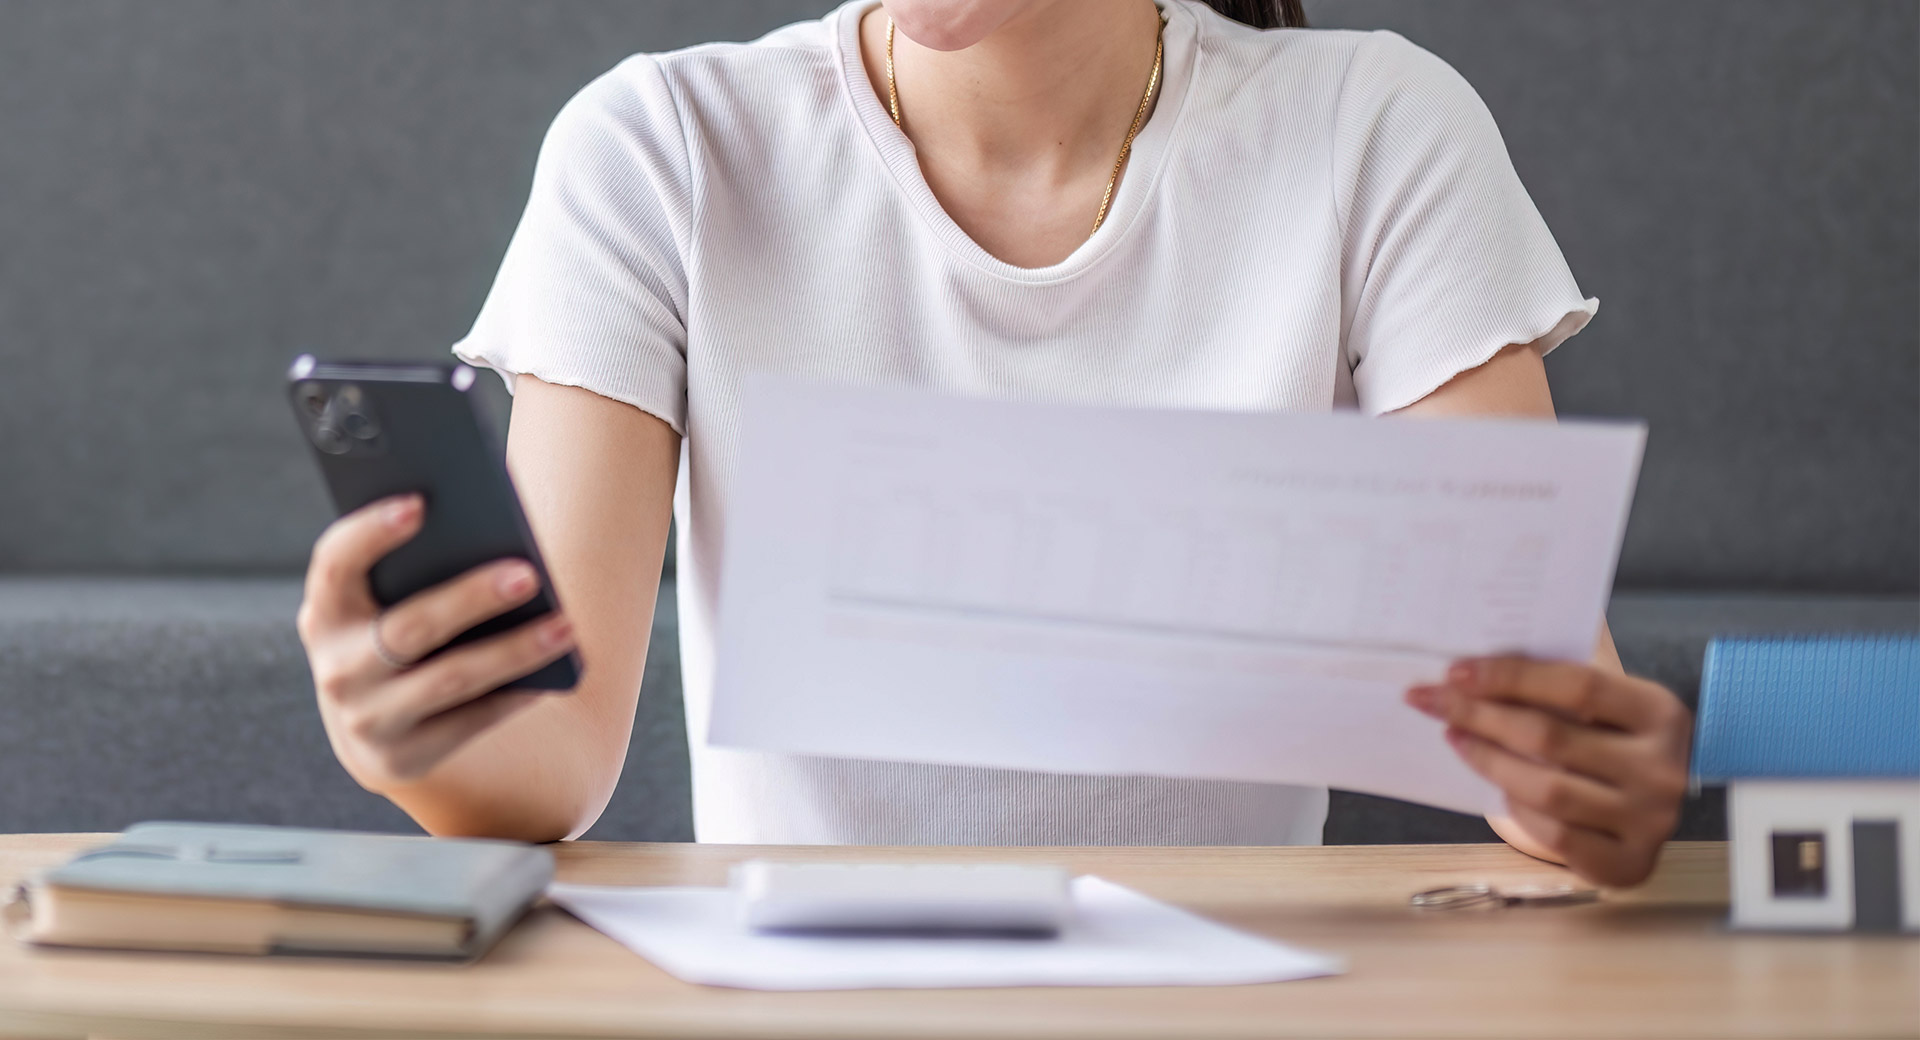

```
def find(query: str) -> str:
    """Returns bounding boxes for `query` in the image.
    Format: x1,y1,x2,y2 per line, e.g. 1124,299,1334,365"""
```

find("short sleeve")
1334,32,1597,415
452,56,694,435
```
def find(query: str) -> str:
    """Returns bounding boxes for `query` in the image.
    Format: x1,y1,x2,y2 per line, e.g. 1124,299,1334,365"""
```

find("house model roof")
1692,634,1919,782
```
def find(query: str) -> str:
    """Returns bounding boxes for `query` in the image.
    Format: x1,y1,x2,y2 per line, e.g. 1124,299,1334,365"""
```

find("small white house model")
1695,635,1919,933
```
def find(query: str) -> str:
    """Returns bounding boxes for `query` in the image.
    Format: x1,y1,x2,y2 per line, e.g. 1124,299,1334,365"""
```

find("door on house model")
1852,820,1903,933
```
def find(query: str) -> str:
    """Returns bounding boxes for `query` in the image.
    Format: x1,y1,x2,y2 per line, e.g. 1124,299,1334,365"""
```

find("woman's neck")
866,0,1163,173
858,0,1165,267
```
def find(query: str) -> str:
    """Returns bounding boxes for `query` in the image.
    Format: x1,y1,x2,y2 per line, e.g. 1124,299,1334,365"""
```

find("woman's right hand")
295,493,578,795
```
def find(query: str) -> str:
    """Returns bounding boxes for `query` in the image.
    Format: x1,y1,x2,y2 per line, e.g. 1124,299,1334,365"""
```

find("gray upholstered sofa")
2,1,1915,843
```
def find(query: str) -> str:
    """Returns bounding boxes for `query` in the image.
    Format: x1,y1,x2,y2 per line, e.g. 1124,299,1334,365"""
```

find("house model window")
1769,831,1825,898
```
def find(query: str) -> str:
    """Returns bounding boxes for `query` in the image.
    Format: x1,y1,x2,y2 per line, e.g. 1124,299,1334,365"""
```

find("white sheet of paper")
548,876,1345,990
711,377,1645,815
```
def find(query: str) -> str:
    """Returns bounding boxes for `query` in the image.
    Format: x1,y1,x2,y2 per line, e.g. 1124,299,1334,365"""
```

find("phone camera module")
298,381,383,455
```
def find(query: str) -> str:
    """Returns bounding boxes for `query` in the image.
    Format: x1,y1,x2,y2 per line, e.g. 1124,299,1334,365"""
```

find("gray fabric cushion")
5,578,1912,843
0,577,692,841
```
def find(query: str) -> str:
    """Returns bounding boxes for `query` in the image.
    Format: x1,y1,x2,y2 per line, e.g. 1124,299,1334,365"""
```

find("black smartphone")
286,355,580,692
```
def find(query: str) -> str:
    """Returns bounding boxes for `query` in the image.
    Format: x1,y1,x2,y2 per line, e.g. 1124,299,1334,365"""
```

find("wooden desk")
0,835,1913,1039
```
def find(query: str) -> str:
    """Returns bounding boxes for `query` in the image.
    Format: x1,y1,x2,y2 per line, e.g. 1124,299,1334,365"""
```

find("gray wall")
1320,1,1919,594
1,0,1913,591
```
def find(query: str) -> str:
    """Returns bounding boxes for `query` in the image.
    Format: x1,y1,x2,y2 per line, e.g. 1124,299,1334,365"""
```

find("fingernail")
1447,661,1477,687
1406,685,1439,713
384,496,420,527
539,617,573,649
498,563,536,597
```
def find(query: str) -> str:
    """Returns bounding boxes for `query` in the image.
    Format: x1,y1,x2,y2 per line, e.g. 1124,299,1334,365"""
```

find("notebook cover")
36,821,553,958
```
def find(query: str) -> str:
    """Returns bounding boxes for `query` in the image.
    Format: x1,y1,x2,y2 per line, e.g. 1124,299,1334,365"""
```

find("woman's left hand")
1406,657,1692,888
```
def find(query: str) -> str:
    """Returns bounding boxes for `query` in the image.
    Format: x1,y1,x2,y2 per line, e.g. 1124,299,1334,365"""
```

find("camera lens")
312,423,350,455
342,409,380,440
296,382,328,417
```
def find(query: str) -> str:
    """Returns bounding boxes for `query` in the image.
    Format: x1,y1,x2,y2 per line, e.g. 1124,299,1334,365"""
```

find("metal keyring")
1410,883,1600,910
1410,883,1503,910
369,613,411,671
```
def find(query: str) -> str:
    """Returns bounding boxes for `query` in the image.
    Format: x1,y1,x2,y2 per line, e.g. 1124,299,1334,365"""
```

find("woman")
296,0,1692,886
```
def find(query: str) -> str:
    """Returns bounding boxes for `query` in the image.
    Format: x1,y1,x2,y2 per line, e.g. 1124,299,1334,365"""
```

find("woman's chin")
882,0,1031,51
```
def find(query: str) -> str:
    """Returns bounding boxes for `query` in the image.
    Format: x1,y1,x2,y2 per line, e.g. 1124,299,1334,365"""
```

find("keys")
1409,882,1601,910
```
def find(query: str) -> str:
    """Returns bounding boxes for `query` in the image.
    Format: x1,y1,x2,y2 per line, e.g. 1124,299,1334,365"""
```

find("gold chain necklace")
886,15,1165,238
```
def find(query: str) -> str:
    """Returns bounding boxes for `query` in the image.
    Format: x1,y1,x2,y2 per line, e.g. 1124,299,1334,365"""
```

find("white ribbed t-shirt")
453,0,1597,846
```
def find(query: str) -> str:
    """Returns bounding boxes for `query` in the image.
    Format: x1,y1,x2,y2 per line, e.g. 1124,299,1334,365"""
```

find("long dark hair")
1200,0,1308,29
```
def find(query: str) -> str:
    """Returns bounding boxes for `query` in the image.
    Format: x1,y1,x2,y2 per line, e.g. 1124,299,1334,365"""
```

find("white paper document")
711,378,1644,815
548,877,1344,990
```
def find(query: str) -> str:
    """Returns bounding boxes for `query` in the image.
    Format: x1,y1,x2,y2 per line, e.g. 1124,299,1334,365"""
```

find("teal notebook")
5,821,553,960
